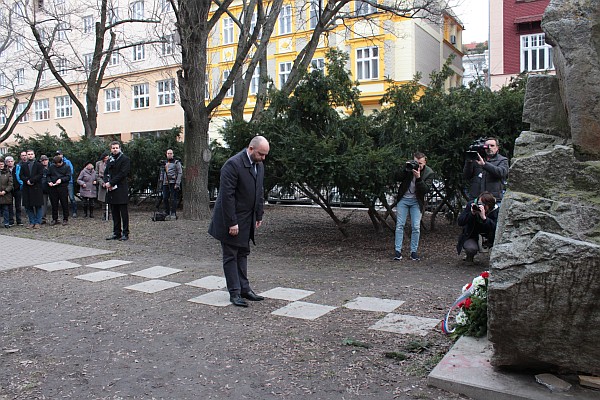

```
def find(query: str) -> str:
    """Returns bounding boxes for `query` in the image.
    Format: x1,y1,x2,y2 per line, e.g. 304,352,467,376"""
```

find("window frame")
83,53,93,72
83,15,94,34
132,83,150,109
520,33,554,72
34,98,50,121
55,95,72,118
355,0,376,16
16,102,29,122
250,67,260,95
279,61,292,87
223,17,234,45
132,44,145,61
57,57,68,74
278,5,292,35
161,34,174,56
223,70,234,97
0,106,6,125
16,68,25,85
157,78,176,106
104,87,121,112
356,46,379,80
108,51,120,66
311,57,325,71
130,1,144,19
309,0,319,30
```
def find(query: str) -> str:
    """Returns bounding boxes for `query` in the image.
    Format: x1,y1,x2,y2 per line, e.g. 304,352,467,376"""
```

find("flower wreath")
442,271,489,338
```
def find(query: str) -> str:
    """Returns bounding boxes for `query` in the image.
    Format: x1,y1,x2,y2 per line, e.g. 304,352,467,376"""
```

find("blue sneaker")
410,252,420,261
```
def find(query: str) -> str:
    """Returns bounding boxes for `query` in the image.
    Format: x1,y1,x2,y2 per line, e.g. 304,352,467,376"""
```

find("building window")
521,33,554,72
311,57,325,71
356,0,376,16
133,44,145,61
108,8,119,24
309,0,318,30
279,61,292,87
57,22,68,41
279,5,292,35
57,57,68,74
83,15,94,34
0,106,6,125
16,102,29,122
162,34,174,56
224,70,234,97
13,2,25,17
157,79,176,106
250,67,260,95
130,1,144,19
250,12,261,39
15,36,24,51
356,46,378,80
34,99,50,121
83,53,93,72
109,51,120,66
159,0,171,13
55,95,72,118
16,69,25,85
0,73,7,88
105,88,120,112
223,17,234,45
132,83,150,109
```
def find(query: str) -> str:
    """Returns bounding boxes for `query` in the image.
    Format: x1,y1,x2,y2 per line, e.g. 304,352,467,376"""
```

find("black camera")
466,138,489,160
159,159,167,167
471,203,480,212
405,160,420,172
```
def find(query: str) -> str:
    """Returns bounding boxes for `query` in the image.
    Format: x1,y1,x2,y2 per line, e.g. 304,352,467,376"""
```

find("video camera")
405,160,420,172
466,138,489,160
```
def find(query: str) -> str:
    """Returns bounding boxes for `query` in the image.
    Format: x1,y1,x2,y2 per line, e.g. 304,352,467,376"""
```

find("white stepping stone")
369,313,440,336
131,266,182,279
271,301,336,320
188,291,231,307
125,279,180,294
259,287,314,301
343,296,405,313
76,271,127,282
84,260,132,270
186,276,227,290
34,260,81,271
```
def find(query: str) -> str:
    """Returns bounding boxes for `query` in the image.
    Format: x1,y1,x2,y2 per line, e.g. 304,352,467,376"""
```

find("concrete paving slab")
368,313,439,336
188,291,231,307
124,279,181,294
75,271,128,282
271,301,336,320
33,260,82,272
131,266,182,279
84,259,132,270
428,336,600,400
259,287,314,301
0,234,112,271
343,296,405,313
186,275,227,290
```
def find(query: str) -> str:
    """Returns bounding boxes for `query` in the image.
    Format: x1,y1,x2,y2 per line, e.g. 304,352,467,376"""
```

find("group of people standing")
0,141,131,241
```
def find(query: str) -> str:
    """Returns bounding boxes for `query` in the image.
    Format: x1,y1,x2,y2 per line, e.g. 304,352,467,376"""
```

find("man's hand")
476,153,485,166
229,224,239,236
412,168,421,179
256,220,262,229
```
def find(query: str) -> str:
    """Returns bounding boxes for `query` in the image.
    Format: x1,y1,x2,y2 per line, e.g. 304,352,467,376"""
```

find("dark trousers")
110,203,129,236
49,185,69,221
221,242,251,295
8,190,22,224
162,183,179,214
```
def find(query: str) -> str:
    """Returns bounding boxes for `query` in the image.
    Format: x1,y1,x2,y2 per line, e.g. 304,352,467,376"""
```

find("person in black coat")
208,136,270,307
20,149,45,228
456,191,499,263
104,141,131,241
48,155,71,225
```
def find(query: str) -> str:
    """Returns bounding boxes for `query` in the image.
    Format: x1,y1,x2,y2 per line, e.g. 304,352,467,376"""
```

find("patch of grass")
341,338,371,348
405,338,429,353
384,351,407,361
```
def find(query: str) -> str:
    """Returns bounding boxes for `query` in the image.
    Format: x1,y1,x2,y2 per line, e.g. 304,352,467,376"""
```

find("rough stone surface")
522,75,570,138
542,0,600,158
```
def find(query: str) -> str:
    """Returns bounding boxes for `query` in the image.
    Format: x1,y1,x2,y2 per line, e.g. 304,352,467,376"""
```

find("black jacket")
20,160,44,207
105,152,131,205
456,201,499,255
463,153,509,201
48,163,71,187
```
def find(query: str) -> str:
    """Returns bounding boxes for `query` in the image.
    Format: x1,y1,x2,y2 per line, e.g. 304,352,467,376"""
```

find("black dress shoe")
241,290,265,301
120,234,129,241
230,295,248,307
106,234,120,240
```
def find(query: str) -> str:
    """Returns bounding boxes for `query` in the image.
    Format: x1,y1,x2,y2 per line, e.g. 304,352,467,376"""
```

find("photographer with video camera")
393,152,434,262
456,191,499,263
157,149,183,219
463,137,508,203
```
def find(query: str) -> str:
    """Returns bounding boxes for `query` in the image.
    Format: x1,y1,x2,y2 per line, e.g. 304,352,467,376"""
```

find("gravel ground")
0,204,483,399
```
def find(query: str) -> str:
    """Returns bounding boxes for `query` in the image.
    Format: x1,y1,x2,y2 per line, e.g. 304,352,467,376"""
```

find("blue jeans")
394,197,422,254
26,206,43,225
68,182,77,214
1,204,9,226
162,183,179,214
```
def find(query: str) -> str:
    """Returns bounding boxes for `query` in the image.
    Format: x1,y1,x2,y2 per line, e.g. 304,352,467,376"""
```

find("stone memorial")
487,0,600,375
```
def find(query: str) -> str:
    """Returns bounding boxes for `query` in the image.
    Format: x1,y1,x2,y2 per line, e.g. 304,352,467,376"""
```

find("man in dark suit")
20,149,44,229
209,136,270,307
104,141,131,241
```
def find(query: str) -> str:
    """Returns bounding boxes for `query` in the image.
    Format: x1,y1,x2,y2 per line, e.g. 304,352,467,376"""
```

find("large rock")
542,0,600,158
522,75,570,138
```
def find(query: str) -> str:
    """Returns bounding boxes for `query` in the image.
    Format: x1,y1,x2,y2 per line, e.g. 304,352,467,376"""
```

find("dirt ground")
0,204,484,399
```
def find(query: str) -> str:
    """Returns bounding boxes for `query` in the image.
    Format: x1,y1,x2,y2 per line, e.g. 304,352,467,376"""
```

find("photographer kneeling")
456,191,499,263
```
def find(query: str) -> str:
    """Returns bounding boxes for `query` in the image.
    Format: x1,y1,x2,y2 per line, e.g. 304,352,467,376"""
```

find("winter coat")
48,163,71,188
396,165,435,211
77,168,98,198
456,201,499,255
463,153,509,201
208,150,265,247
41,166,50,194
0,169,13,205
105,152,130,205
20,160,44,207
95,160,107,202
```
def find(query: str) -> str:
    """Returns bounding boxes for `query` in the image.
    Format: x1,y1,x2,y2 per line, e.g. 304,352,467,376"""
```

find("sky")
451,0,490,44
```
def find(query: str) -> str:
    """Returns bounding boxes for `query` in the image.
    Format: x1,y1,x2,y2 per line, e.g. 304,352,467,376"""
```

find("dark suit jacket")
19,161,44,207
208,149,265,247
105,152,131,205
